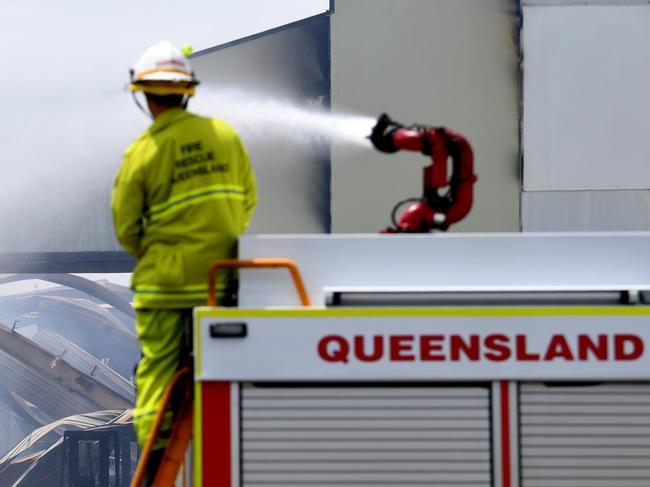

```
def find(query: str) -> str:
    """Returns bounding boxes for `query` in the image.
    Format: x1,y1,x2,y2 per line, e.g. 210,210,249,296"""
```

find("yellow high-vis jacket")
111,108,257,309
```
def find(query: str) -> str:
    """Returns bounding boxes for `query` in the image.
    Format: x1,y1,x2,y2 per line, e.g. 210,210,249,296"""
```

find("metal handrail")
207,258,312,307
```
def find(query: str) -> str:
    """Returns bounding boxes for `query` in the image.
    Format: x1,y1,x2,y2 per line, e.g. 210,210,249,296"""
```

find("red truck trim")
500,381,512,487
201,381,231,487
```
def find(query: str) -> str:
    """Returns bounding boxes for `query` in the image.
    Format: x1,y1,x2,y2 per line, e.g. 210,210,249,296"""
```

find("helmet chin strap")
132,91,153,119
131,90,191,118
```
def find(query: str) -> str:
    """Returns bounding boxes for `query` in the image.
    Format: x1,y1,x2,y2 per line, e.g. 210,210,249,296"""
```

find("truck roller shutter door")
241,384,492,487
520,382,650,487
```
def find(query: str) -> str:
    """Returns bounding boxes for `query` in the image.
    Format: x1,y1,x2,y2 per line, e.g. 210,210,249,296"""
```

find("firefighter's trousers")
133,308,193,451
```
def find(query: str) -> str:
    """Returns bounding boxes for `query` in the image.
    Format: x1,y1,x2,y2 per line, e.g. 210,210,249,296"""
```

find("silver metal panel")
522,190,650,231
522,4,650,191
520,382,650,487
241,384,492,486
239,234,650,307
191,16,331,234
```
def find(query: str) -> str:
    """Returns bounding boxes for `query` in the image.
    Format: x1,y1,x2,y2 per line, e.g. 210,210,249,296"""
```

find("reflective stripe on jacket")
111,108,257,309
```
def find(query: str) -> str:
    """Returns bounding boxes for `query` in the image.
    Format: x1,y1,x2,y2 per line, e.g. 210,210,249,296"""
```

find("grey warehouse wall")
330,0,521,232
0,3,523,272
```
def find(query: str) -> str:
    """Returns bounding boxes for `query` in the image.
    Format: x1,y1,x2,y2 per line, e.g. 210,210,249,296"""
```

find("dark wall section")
0,252,134,273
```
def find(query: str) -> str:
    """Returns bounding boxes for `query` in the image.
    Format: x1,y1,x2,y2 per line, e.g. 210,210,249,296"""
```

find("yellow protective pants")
133,309,193,451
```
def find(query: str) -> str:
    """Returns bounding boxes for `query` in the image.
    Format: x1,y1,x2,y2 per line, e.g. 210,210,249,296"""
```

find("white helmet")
129,41,199,97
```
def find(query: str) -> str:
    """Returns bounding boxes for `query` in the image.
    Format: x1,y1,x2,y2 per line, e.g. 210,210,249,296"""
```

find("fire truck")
135,117,650,487
189,232,650,487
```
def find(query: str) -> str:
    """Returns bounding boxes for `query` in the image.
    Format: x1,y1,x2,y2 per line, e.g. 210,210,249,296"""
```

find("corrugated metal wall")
241,384,492,486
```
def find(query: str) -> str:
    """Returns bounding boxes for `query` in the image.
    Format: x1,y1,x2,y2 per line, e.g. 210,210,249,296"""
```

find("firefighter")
111,41,256,482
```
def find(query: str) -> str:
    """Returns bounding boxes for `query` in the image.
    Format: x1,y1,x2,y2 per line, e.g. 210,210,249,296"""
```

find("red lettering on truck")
484,334,511,361
615,335,644,360
354,335,383,362
318,335,349,363
450,335,480,361
516,335,540,361
420,335,444,361
544,335,574,361
577,334,608,360
390,335,416,361
316,333,645,364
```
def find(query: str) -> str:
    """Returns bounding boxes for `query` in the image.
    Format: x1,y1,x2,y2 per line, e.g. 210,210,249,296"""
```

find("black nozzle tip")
370,113,401,153
371,113,393,134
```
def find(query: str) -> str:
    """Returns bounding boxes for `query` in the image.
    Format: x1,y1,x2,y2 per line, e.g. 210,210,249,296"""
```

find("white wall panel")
522,190,650,231
523,4,650,190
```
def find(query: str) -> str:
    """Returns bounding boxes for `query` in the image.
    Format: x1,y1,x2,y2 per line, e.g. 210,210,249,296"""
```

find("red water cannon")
369,113,477,233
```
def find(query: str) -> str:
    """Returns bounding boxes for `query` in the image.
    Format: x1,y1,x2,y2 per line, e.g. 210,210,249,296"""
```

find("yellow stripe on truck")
193,381,203,487
196,306,650,319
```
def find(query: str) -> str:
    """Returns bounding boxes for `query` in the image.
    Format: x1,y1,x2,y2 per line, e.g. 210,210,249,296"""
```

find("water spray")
192,85,376,148
150,86,480,232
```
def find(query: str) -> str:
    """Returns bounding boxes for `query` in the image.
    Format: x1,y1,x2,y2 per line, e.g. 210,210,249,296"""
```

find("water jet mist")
192,85,376,149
